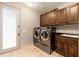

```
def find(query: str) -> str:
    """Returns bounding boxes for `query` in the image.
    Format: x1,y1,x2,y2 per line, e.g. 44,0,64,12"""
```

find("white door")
0,3,20,54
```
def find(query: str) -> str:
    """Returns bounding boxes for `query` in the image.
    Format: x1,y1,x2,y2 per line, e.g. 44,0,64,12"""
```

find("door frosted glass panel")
2,8,17,49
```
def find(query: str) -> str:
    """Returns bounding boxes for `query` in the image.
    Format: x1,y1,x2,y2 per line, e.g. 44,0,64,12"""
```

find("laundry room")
0,1,79,58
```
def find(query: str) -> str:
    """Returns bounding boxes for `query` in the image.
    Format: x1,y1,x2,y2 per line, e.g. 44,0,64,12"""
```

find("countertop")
56,33,79,39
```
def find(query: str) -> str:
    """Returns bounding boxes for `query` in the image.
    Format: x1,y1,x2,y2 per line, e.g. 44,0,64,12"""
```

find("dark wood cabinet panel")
40,12,50,27
40,3,79,26
55,35,78,57
40,14,46,27
67,38,78,57
50,8,58,25
70,38,78,46
67,45,78,57
55,8,67,25
67,3,79,24
55,41,67,56
56,36,64,42
55,36,67,56
45,12,50,26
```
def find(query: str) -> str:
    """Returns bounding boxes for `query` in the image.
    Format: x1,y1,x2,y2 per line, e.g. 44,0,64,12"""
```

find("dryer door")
41,30,49,41
34,29,39,39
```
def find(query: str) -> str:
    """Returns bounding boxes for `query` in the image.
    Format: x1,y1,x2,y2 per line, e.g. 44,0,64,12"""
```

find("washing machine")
40,26,56,54
33,27,41,48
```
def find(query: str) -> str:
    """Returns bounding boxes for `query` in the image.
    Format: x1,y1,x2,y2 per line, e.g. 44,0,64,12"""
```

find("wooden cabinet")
55,41,67,56
68,45,78,57
55,35,78,57
40,12,50,27
45,12,50,26
67,3,79,24
67,38,78,57
40,3,79,26
40,8,58,26
55,8,67,25
40,14,46,27
50,8,58,25
55,36,67,56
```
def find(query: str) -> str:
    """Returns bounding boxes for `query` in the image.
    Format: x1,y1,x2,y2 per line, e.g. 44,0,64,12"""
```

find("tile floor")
0,44,63,57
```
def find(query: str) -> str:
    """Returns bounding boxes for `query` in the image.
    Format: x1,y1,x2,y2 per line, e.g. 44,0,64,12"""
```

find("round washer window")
34,30,38,37
41,30,48,39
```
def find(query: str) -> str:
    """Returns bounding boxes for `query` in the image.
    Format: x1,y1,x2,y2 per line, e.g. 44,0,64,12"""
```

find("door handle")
18,26,20,27
18,33,20,36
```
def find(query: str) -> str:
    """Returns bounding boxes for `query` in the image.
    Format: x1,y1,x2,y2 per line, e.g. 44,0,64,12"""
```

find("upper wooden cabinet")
40,3,79,27
67,3,79,24
55,8,67,25
40,9,58,26
40,12,50,27
50,8,58,25
45,12,50,26
40,14,46,27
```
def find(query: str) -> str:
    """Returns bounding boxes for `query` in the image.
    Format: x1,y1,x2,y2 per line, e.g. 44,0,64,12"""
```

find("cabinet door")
50,9,58,25
67,39,78,57
68,4,78,24
45,12,50,26
68,45,78,57
55,41,67,56
40,14,46,27
55,8,67,25
40,13,50,27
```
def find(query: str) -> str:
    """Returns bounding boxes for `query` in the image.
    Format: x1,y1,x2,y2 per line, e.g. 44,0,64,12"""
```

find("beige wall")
20,6,40,47
56,24,78,34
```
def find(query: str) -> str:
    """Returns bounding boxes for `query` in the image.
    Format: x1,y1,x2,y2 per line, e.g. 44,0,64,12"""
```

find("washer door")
34,30,39,39
41,30,49,41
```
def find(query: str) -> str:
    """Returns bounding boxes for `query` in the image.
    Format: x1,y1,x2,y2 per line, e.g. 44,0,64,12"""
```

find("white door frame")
0,3,21,54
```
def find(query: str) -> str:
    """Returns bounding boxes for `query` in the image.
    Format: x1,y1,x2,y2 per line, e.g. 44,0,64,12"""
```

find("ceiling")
4,2,67,14
23,2,67,14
